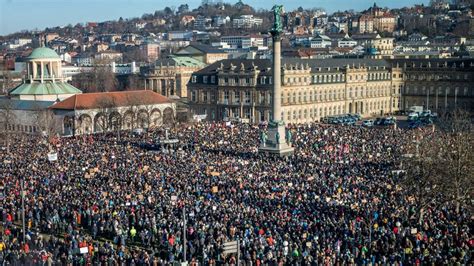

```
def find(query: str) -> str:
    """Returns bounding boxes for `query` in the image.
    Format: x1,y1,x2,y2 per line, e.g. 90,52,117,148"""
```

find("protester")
0,122,471,265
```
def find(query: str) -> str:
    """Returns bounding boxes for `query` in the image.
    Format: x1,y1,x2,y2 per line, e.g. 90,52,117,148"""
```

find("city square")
0,0,473,265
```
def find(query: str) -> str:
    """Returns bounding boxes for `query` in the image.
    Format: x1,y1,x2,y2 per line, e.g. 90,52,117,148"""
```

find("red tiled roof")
50,90,171,110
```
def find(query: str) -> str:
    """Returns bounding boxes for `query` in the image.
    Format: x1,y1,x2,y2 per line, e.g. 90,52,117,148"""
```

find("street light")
20,178,26,244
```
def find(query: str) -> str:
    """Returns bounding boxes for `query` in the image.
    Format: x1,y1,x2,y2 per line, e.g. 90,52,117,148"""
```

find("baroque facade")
187,58,403,124
187,58,474,124
140,57,206,98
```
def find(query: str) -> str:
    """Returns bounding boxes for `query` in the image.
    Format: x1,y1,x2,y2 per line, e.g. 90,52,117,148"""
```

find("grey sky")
0,0,428,36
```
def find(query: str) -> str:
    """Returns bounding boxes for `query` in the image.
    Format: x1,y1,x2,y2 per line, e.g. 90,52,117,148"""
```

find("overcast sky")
0,0,428,36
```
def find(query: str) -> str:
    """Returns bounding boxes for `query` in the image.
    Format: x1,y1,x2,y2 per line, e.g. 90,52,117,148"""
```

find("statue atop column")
258,4,294,156
271,5,284,37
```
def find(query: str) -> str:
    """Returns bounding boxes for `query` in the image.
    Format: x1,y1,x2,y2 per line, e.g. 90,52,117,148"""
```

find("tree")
435,110,473,215
72,61,118,92
126,74,141,90
123,93,143,130
401,109,474,226
178,4,189,14
400,134,444,225
164,7,174,16
94,95,120,139
35,109,61,152
0,99,16,154
1,70,17,95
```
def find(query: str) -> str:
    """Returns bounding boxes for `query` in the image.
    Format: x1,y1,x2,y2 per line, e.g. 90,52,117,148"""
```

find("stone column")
40,61,44,83
272,35,282,122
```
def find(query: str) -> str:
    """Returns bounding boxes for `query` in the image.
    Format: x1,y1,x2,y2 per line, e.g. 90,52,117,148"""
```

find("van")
409,106,424,114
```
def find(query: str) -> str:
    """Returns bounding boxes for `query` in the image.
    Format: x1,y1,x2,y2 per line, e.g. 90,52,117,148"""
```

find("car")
420,110,432,117
374,118,385,125
345,119,356,126
347,113,361,121
362,120,374,127
407,113,419,121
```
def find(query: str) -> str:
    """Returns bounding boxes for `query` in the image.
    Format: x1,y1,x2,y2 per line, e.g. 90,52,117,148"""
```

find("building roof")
50,90,171,110
155,56,206,67
9,82,82,96
0,97,55,110
188,43,226,54
194,58,393,75
27,47,60,60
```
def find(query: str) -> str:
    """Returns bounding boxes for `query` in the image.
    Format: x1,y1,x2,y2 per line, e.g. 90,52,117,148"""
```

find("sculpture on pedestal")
285,128,292,145
260,131,267,147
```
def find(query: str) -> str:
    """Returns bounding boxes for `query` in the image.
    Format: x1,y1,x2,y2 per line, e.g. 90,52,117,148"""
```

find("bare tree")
0,99,16,153
124,93,144,130
400,134,444,225
36,109,61,152
72,60,119,93
401,109,474,225
435,109,474,215
94,95,120,139
1,70,17,95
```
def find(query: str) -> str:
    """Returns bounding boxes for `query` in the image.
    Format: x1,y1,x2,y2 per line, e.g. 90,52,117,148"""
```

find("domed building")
1,47,175,138
9,47,82,101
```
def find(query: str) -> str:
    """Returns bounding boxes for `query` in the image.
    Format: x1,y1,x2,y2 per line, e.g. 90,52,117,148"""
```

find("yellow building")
140,56,206,98
188,58,402,123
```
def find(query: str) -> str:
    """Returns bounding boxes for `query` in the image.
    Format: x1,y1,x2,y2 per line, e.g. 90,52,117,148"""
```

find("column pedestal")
259,122,294,156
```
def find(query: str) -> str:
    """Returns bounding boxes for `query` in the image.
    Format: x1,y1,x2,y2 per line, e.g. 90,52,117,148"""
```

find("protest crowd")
0,122,472,265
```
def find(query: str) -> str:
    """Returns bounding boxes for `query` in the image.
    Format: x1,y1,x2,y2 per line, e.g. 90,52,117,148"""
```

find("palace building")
187,58,402,123
187,58,474,123
140,56,206,98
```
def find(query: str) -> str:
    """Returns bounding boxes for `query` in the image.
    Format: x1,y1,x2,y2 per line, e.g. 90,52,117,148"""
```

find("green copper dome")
27,47,60,60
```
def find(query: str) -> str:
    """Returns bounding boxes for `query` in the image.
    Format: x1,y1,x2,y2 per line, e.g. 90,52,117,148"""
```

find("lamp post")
21,178,26,244
183,203,187,264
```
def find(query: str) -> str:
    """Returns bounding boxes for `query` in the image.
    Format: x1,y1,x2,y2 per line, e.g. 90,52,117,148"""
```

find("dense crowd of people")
1,122,471,265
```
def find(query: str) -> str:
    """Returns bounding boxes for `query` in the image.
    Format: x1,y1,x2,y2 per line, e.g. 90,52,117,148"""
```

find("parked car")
374,118,385,125
407,113,419,121
347,113,361,121
362,120,374,127
420,110,432,117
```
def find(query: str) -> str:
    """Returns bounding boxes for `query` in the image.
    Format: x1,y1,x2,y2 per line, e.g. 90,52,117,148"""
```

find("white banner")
47,153,58,162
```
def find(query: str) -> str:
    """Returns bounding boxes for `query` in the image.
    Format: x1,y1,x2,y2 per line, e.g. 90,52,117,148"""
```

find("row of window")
193,72,401,86
3,124,38,133
191,87,396,105
408,74,470,81
405,86,471,97
193,75,274,86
